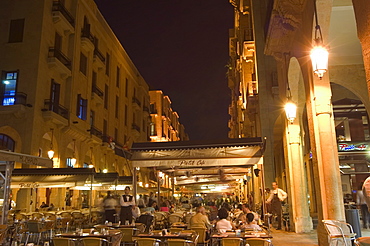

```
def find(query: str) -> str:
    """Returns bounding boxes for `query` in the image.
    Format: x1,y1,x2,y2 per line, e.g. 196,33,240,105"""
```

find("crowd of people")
95,182,288,233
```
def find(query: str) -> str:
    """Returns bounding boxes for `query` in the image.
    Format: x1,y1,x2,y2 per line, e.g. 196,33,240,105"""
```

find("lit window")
76,94,87,120
1,71,18,106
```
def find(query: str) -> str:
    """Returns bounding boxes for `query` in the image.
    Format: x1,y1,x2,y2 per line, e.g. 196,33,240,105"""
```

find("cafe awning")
131,137,264,168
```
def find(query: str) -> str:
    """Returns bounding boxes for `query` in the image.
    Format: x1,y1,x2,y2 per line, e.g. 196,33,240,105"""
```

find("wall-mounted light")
285,85,297,124
88,147,94,168
70,139,77,166
310,0,329,79
47,128,55,159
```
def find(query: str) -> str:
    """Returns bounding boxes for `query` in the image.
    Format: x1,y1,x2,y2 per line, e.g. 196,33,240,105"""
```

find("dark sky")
94,0,234,140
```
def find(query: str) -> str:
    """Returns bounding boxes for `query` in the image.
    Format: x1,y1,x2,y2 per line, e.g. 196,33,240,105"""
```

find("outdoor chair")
71,211,86,230
190,227,209,246
24,220,47,246
168,214,183,225
167,239,194,246
221,238,243,246
153,212,167,229
245,238,272,246
0,225,8,246
119,227,136,246
322,219,356,246
354,237,370,246
81,237,109,246
170,227,184,233
135,238,161,246
53,237,79,246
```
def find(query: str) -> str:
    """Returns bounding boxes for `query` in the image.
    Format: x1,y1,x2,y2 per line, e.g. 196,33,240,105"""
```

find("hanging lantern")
47,149,55,159
285,100,297,124
310,43,328,79
70,157,77,166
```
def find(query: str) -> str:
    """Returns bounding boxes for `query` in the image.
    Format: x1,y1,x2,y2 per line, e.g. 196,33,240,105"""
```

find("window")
66,158,75,168
76,94,87,120
1,71,18,106
115,96,119,118
104,84,108,109
150,123,156,136
103,119,107,135
105,53,110,76
8,19,25,43
114,128,118,143
80,52,87,75
124,105,128,126
125,78,128,97
116,67,120,87
90,110,95,126
55,32,62,51
0,134,15,151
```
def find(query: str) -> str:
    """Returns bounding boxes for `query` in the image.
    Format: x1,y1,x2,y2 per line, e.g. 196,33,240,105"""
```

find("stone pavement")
269,228,370,246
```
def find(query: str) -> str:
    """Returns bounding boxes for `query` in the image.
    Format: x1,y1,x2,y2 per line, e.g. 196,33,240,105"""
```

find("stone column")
285,123,313,232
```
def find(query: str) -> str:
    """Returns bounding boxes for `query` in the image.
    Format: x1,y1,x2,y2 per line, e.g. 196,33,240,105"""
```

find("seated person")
145,201,158,213
189,206,212,229
216,208,236,233
241,213,262,231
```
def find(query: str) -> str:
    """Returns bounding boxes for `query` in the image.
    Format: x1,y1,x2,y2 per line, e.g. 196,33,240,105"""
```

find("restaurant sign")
338,142,370,152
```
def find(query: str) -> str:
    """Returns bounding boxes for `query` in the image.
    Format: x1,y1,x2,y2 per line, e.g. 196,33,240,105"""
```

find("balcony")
91,84,103,106
132,97,141,110
88,125,103,142
0,92,27,118
143,105,150,115
93,48,105,68
81,27,95,50
52,0,74,33
48,47,72,78
42,99,69,126
131,123,141,137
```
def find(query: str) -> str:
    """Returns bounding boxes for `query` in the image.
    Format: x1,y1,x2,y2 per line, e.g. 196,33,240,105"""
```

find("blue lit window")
76,94,87,120
1,71,18,106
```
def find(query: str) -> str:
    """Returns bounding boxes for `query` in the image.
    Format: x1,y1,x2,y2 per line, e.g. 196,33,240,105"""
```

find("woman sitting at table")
241,213,262,231
216,208,236,233
145,201,158,214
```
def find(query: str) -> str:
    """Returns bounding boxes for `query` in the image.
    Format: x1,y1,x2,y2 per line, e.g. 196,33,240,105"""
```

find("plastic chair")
245,238,271,246
120,227,136,246
221,238,243,246
25,220,47,246
190,227,209,246
167,239,194,246
322,220,356,246
135,238,161,246
81,237,109,246
53,237,79,246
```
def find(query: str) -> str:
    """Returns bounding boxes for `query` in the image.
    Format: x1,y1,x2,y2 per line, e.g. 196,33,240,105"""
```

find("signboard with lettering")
338,142,370,152
0,150,52,167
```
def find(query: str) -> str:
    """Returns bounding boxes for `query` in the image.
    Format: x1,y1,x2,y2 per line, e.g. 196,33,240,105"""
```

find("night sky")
94,0,234,140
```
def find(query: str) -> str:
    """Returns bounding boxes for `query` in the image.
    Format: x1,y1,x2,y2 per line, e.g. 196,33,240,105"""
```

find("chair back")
169,214,183,224
81,237,109,246
153,212,166,222
0,226,8,245
27,220,43,233
190,227,207,244
120,227,135,243
135,238,160,246
53,237,78,246
32,212,43,219
167,239,192,246
245,238,271,246
221,238,243,246
60,212,72,218
322,219,356,246
170,227,184,233
135,223,147,233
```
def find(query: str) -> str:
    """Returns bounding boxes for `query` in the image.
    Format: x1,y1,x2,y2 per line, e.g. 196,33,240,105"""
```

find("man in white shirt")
266,182,287,230
120,186,135,224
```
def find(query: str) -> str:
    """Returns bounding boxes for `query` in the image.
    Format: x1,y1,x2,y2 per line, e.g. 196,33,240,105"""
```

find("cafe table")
211,231,272,246
55,230,122,246
137,232,194,241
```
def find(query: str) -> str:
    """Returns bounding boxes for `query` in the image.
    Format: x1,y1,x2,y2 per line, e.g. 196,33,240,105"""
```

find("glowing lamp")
88,164,94,168
102,168,108,173
310,44,328,79
285,100,297,124
47,149,54,159
70,157,77,166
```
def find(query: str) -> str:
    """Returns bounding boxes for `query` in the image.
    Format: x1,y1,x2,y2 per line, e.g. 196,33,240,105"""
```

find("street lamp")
285,86,297,124
47,128,54,159
310,0,329,79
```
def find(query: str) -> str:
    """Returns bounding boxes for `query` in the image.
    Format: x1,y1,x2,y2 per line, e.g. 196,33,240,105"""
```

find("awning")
11,168,95,183
0,150,52,168
131,137,264,168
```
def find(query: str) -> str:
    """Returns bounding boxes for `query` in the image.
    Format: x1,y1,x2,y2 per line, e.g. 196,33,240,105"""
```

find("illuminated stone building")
229,0,370,243
149,90,189,142
0,0,151,211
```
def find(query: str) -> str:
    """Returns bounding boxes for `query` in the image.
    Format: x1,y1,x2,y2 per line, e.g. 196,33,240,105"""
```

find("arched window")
0,134,15,151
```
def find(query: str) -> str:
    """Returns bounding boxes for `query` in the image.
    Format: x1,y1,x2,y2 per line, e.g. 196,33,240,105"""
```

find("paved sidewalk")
269,228,370,246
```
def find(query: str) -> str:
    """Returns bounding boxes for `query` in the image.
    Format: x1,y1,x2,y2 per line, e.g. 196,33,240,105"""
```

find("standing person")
358,183,370,229
104,191,119,223
137,194,146,209
120,186,135,224
266,182,287,230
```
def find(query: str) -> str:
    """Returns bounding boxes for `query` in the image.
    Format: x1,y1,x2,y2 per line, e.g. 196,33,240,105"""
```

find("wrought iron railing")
132,123,140,132
89,125,103,138
48,47,72,70
132,97,141,107
94,48,105,64
0,92,27,106
43,99,69,120
92,84,104,98
52,0,75,27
